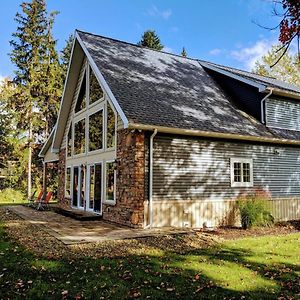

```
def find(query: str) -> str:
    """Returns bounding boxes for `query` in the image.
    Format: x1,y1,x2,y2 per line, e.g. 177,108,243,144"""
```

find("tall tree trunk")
27,115,32,200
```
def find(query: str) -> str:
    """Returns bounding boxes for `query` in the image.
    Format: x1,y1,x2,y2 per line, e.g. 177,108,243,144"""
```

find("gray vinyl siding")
153,135,300,201
266,97,300,131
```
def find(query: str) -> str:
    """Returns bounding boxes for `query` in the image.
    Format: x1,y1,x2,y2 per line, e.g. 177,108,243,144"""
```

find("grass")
0,222,299,299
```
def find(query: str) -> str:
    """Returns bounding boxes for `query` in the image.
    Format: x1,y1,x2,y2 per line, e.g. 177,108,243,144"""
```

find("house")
39,30,300,228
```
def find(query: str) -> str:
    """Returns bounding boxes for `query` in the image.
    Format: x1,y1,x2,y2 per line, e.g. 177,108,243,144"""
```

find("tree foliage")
138,30,164,50
267,0,300,65
8,0,63,196
253,45,300,86
181,47,187,57
61,34,74,83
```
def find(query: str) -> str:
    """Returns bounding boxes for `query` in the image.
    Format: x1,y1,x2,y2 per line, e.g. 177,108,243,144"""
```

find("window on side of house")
74,118,86,155
75,72,86,113
89,109,103,152
89,66,104,105
106,102,116,149
65,167,71,198
67,125,72,157
230,158,253,187
106,161,116,203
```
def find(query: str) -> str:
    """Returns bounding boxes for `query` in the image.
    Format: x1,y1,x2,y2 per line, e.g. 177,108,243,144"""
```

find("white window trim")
106,100,117,151
104,160,116,205
73,117,86,157
66,123,73,158
230,158,253,188
88,64,105,107
65,167,72,199
87,107,104,154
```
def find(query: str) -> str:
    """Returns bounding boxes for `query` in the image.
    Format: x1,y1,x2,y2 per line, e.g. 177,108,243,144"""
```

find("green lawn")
0,223,299,299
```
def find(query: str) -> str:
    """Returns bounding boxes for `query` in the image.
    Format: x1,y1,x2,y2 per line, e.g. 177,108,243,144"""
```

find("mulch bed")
0,207,299,260
199,220,300,240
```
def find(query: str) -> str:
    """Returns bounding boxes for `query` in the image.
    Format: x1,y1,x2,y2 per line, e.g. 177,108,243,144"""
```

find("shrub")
237,191,274,229
0,188,25,204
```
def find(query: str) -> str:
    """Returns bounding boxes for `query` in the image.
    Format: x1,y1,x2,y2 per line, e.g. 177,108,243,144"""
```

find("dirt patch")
1,208,299,260
0,208,219,259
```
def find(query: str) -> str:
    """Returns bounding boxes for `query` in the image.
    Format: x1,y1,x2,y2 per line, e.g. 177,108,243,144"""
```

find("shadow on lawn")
2,237,299,299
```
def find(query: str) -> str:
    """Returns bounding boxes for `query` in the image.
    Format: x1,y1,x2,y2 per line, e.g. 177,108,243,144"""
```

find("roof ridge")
76,29,199,63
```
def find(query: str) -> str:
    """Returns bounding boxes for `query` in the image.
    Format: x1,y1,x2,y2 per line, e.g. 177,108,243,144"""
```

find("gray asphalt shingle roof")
200,61,300,94
77,30,300,141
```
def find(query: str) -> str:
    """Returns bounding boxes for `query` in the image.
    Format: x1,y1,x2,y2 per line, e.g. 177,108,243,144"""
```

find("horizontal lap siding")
266,98,300,131
153,135,300,200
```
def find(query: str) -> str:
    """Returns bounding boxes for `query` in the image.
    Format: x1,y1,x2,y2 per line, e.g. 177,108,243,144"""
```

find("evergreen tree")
253,45,300,86
138,30,163,50
9,0,62,198
181,47,187,57
61,34,74,83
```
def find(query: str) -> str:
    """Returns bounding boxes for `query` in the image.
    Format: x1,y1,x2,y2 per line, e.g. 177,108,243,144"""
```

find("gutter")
128,123,300,146
261,89,273,124
145,129,158,228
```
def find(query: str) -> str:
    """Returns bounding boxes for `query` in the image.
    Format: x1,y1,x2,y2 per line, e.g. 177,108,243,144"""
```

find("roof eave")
265,87,300,100
128,123,300,146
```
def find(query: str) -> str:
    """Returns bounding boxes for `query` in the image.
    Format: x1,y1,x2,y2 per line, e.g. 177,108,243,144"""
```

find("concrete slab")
6,205,192,245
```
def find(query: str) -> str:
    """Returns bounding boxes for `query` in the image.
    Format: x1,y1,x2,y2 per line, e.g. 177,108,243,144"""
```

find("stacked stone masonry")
103,129,146,228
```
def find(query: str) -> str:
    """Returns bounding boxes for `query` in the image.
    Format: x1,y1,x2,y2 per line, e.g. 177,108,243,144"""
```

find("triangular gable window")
75,71,86,113
89,66,104,104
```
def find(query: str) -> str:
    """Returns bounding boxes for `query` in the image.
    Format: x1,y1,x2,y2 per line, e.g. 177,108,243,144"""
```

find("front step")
53,207,102,221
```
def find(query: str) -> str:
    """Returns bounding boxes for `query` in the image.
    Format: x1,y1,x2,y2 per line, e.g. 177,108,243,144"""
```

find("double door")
72,163,102,214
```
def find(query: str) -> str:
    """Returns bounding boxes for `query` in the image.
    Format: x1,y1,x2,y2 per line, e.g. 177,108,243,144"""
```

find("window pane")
65,168,71,198
79,167,85,207
74,119,85,155
89,110,103,151
75,73,86,113
234,162,241,182
94,164,102,212
72,167,79,206
107,103,115,148
67,125,72,157
243,163,250,182
89,165,95,210
89,67,103,104
106,162,115,201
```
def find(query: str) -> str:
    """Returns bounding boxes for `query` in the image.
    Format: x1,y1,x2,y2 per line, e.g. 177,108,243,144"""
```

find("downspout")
145,129,158,228
261,89,273,124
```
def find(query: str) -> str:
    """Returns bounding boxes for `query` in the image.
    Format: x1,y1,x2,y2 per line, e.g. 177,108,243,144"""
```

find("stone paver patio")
6,205,191,245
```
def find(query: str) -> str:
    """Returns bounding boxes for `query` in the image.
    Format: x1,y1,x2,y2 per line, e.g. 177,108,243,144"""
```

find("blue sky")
0,0,283,79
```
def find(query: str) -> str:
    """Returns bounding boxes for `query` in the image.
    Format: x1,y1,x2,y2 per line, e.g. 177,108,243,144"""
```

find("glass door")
72,166,79,207
78,165,86,209
87,163,102,214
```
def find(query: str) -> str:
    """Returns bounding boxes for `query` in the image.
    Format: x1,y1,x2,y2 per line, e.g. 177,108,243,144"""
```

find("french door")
86,163,102,214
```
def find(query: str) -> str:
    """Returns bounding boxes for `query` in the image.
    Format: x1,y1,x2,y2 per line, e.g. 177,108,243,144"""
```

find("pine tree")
181,47,187,57
138,30,164,50
9,0,62,198
61,34,74,83
253,45,300,86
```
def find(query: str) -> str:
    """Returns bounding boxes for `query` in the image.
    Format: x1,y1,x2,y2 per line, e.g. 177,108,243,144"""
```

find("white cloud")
147,5,172,20
230,39,274,70
163,46,173,53
209,48,222,56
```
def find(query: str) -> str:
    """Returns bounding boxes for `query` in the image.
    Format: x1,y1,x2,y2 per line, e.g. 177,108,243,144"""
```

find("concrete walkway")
7,205,191,245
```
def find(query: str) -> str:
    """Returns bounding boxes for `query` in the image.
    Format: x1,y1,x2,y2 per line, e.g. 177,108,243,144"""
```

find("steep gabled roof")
48,30,300,153
77,30,275,139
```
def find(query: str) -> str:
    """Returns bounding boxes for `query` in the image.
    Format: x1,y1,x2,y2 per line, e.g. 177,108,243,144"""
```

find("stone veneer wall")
57,148,69,208
102,129,146,228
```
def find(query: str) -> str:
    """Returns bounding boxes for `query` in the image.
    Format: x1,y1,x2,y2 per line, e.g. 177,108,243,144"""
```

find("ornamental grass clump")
237,191,274,229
